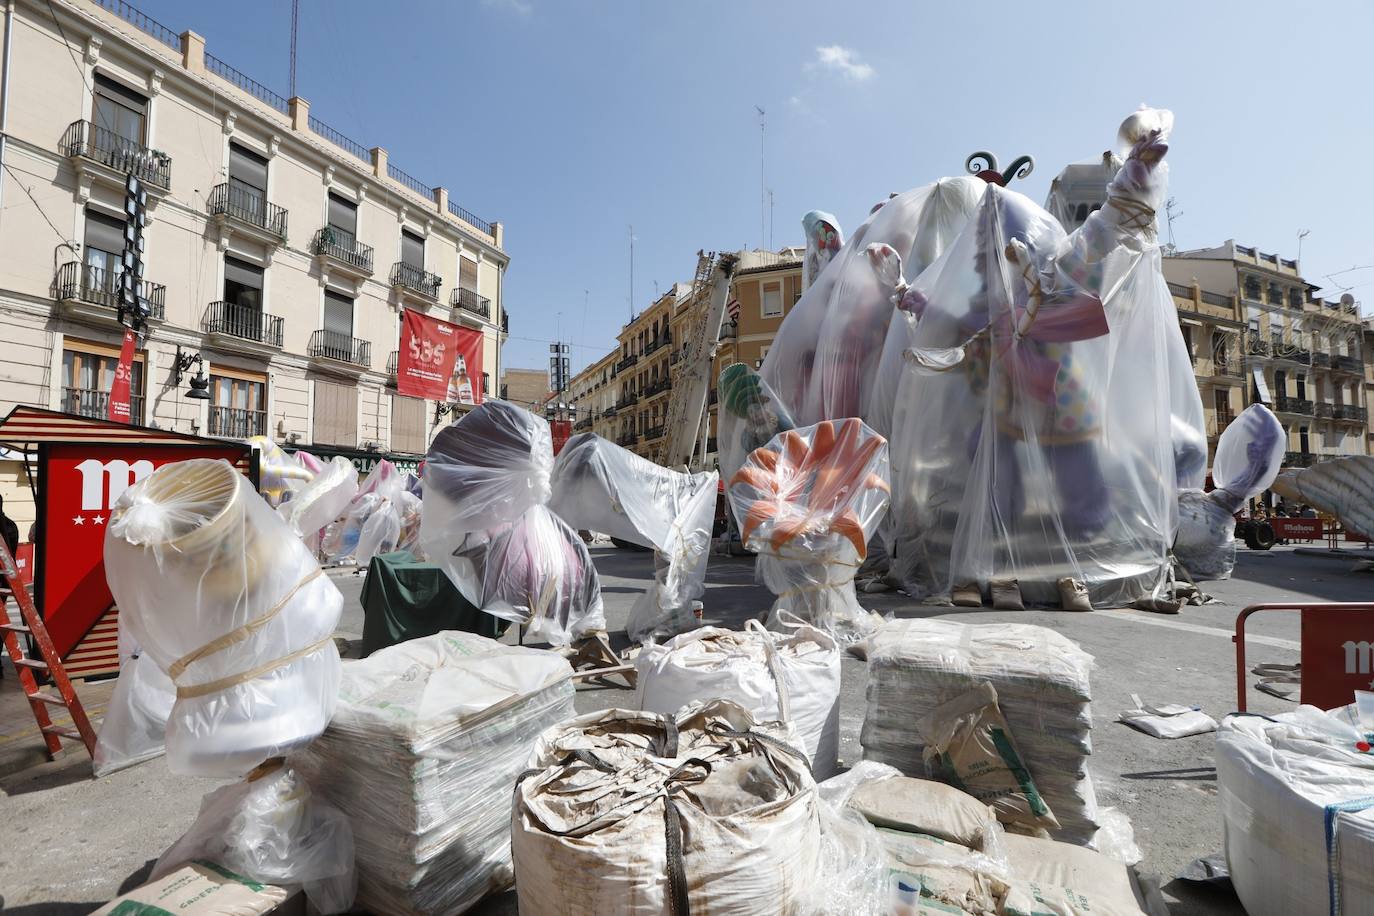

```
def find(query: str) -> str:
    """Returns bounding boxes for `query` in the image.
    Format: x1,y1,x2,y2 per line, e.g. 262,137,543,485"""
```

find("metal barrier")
1235,602,1374,712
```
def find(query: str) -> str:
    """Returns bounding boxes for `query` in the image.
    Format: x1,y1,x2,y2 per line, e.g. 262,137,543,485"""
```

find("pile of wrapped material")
321,460,406,566
292,632,576,915
103,458,355,912
1216,702,1374,916
726,418,891,642
513,700,826,915
549,432,717,642
634,621,842,777
861,618,1100,845
278,453,359,549
422,401,605,646
821,763,1162,915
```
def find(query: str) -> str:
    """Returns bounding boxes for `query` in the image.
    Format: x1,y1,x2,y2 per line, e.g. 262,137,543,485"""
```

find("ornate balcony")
1274,396,1314,415
207,181,288,244
207,405,266,438
617,433,639,447
55,261,165,325
61,119,170,191
62,386,143,424
1335,405,1368,423
616,392,639,410
644,424,666,441
311,227,373,277
452,286,491,320
1311,352,1331,368
1314,402,1334,419
1333,355,1363,374
202,300,283,351
308,329,370,372
1283,451,1315,468
389,262,442,300
615,354,639,373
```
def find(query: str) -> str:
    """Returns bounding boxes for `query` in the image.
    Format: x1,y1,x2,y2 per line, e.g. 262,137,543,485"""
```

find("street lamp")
174,347,211,400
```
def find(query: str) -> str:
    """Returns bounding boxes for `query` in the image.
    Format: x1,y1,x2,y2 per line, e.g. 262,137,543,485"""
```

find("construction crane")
654,250,738,469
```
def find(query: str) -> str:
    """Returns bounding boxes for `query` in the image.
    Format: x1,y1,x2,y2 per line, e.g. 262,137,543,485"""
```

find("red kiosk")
0,406,257,678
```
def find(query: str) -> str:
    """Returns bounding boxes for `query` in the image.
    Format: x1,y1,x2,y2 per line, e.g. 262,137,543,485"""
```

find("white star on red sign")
93,516,105,525
72,515,85,525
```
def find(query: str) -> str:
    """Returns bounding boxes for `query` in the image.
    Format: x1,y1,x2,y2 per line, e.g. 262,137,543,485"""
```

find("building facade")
565,249,803,468
1165,241,1367,469
501,368,552,413
0,0,509,527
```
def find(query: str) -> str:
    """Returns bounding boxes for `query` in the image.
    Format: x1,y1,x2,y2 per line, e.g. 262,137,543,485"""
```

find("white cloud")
812,45,874,81
482,0,532,16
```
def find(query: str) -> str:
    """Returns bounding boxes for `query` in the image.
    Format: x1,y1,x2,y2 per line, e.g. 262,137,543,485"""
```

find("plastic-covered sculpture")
801,210,843,290
886,108,1205,607
321,461,405,566
248,436,314,508
105,458,344,776
727,419,891,640
92,626,175,778
758,178,986,435
1272,454,1374,542
549,433,717,642
1174,405,1285,579
279,455,358,541
421,401,605,646
716,363,796,524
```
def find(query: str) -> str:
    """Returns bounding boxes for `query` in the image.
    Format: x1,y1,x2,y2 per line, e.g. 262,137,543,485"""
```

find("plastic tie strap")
1325,795,1374,916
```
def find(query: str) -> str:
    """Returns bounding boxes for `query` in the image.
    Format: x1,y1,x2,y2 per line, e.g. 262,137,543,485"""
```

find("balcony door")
328,192,358,248
92,73,147,150
62,341,144,422
228,142,269,225
83,208,125,302
221,256,265,340
322,290,355,361
209,370,266,438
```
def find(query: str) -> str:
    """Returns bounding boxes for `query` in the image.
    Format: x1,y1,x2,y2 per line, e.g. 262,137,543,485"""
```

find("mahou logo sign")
397,309,460,400
75,458,154,511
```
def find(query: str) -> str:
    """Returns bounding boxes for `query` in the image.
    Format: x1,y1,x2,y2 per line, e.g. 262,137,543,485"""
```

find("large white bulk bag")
634,621,842,778
1216,707,1374,916
512,701,823,915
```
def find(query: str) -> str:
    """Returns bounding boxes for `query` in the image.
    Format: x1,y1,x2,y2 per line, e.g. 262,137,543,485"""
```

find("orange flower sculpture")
727,418,891,640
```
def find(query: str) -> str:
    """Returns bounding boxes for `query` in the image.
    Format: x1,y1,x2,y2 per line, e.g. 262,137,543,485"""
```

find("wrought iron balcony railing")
1274,396,1314,415
617,434,639,447
55,261,165,319
386,350,399,376
574,417,593,431
452,286,491,319
311,227,373,273
643,424,666,441
602,406,618,418
203,301,283,347
62,386,143,424
1334,355,1363,373
1283,451,1316,468
616,392,639,410
208,405,267,438
644,377,672,398
61,119,171,189
308,329,370,367
1315,402,1334,419
615,354,639,373
1335,404,1368,422
207,182,287,239
390,261,442,298
1311,352,1332,368
1245,332,1270,356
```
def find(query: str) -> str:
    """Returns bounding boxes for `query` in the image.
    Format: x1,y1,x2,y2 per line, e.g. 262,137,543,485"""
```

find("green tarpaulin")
360,550,506,657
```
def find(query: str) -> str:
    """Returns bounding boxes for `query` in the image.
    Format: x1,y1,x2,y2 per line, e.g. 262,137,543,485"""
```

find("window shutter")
459,258,478,291
391,395,426,454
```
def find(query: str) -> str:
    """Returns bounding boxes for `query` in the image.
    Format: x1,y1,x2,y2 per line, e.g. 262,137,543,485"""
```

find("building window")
228,142,269,222
1213,389,1232,427
1074,203,1089,223
1298,425,1310,455
1295,373,1307,400
761,281,783,318
1211,331,1230,372
401,228,425,269
1288,288,1303,310
391,395,427,455
459,256,478,293
208,370,266,438
62,341,144,422
482,372,490,395
1244,276,1261,301
323,290,354,337
1180,325,1194,359
82,208,125,297
328,192,357,238
224,255,264,312
92,73,147,145
313,380,358,447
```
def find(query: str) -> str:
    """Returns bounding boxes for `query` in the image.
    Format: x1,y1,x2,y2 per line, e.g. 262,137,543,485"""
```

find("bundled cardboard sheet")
861,618,1100,845
292,632,576,915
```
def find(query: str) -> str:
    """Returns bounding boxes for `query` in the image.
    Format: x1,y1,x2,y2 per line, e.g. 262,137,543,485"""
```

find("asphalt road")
0,542,1368,913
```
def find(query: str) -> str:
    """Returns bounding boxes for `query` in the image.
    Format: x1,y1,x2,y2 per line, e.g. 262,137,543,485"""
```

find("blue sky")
135,0,1373,375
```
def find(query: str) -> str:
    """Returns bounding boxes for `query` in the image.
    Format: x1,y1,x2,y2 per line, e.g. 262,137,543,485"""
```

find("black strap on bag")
659,757,711,916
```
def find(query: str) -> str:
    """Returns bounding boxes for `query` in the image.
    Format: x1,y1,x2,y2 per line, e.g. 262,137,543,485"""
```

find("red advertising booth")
0,406,258,679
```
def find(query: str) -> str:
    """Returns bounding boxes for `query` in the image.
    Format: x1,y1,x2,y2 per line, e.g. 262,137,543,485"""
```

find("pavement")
0,541,1370,914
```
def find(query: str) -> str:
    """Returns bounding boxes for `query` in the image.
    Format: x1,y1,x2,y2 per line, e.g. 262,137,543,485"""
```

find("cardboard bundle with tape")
726,418,891,642
861,618,1100,845
292,632,576,915
421,401,605,646
512,700,827,915
103,458,355,912
549,432,718,643
634,620,843,778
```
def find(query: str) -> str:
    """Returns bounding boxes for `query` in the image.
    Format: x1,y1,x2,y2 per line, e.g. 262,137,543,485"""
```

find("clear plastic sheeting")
1273,454,1374,541
152,762,356,915
549,433,716,642
727,419,891,641
278,455,358,540
1175,404,1285,580
1216,705,1374,916
248,436,314,508
861,618,1100,845
291,632,576,916
801,210,844,291
887,108,1203,608
634,621,842,777
105,458,343,777
512,700,826,916
92,628,175,778
716,363,797,516
422,402,604,646
763,177,987,434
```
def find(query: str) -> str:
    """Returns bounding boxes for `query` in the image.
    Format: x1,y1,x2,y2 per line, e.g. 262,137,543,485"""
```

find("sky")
133,0,1374,375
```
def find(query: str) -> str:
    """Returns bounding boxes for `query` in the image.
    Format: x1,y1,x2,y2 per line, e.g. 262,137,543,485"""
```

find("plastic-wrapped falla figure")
888,108,1204,606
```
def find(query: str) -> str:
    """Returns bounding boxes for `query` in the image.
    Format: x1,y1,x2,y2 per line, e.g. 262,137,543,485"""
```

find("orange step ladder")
0,540,97,759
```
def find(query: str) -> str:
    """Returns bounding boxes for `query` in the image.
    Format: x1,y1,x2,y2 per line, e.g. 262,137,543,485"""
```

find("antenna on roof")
1164,197,1182,252
755,105,766,250
288,0,300,98
1297,229,1310,265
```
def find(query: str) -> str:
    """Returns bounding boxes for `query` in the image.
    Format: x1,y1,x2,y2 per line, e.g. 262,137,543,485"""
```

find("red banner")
38,443,248,663
1271,517,1323,541
1302,608,1374,711
397,309,461,400
550,419,572,454
108,329,136,423
446,326,484,406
